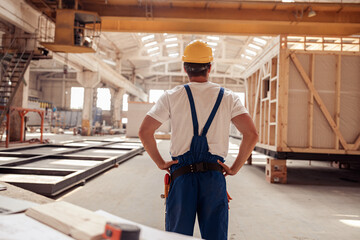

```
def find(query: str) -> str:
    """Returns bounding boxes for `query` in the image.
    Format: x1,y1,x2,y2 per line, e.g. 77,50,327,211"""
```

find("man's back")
148,82,247,158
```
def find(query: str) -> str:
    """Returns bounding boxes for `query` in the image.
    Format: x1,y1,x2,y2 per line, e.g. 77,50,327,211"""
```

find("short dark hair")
184,62,211,77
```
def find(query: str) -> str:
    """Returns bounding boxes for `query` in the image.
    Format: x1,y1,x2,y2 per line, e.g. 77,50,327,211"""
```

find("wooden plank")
281,147,360,155
252,69,262,122
290,53,349,150
26,201,107,240
335,54,341,150
308,54,315,148
277,47,290,151
352,135,360,150
245,77,249,110
259,75,263,143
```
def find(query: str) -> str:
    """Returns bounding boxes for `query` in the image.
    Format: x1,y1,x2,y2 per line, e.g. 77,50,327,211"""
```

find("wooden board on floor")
25,201,106,240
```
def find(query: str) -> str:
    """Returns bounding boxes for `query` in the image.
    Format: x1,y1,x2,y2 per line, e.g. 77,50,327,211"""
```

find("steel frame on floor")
0,139,144,196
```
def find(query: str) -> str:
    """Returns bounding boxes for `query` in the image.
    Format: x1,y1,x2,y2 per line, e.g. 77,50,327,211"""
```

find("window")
96,88,111,111
123,94,128,111
70,87,84,109
149,89,164,103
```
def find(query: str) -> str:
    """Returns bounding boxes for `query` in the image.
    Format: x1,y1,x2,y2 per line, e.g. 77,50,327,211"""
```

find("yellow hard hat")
182,40,213,63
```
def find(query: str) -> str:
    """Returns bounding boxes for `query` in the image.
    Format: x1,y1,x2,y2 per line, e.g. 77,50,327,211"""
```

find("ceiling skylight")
245,49,257,56
169,53,179,57
144,41,158,47
166,43,178,48
150,52,160,57
147,46,159,53
165,37,177,42
248,43,262,50
207,36,220,41
142,34,155,42
207,42,218,46
234,64,245,69
253,37,267,46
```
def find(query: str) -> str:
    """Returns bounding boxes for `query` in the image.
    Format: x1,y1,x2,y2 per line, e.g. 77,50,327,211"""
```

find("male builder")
139,40,258,240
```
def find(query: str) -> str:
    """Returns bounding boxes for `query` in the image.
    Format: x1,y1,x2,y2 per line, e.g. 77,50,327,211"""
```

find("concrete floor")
37,135,360,240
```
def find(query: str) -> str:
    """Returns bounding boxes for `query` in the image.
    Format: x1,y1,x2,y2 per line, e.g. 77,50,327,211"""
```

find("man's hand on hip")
159,160,179,173
217,160,236,177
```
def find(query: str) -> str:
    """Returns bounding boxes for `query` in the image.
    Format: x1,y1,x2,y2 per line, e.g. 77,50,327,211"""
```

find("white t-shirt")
147,82,248,158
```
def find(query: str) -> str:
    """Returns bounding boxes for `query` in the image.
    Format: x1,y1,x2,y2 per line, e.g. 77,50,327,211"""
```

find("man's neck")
189,77,208,83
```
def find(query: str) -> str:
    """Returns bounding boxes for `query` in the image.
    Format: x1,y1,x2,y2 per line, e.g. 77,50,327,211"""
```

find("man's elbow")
138,127,146,140
245,129,259,142
253,131,259,142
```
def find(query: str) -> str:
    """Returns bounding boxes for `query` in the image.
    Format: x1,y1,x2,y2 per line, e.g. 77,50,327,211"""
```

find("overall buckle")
195,162,208,172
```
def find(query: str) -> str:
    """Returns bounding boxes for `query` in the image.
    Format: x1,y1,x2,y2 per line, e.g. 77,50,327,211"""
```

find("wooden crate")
244,36,360,162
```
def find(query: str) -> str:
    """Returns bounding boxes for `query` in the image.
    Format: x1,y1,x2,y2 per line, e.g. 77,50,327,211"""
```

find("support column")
77,71,100,136
9,68,29,141
111,88,125,129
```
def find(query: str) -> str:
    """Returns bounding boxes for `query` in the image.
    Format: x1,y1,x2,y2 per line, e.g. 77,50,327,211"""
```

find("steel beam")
100,18,360,36
82,4,360,35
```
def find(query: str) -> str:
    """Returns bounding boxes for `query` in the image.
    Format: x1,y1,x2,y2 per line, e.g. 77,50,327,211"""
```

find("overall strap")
184,84,199,136
201,87,224,136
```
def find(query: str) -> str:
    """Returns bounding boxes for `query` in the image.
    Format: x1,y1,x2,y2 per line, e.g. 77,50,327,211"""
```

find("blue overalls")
166,84,228,240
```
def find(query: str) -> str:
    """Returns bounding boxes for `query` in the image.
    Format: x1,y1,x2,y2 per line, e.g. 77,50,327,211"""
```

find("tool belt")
171,162,223,181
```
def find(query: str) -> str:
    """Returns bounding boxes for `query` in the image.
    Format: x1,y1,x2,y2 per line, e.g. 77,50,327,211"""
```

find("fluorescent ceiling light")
102,59,116,66
207,36,220,41
169,53,179,57
147,46,159,53
207,42,218,46
253,37,267,46
141,34,154,42
248,43,262,50
282,0,295,2
245,49,257,56
163,33,168,36
241,54,245,57
144,41,157,47
245,56,252,60
166,43,178,48
165,37,177,42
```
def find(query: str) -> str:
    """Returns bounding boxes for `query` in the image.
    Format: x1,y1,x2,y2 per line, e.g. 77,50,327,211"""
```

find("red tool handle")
164,173,170,185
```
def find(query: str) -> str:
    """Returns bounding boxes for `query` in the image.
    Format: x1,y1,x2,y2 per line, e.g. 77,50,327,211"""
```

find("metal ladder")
0,39,34,141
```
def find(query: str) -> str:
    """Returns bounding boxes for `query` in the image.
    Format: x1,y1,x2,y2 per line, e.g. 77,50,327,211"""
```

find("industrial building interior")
0,0,359,239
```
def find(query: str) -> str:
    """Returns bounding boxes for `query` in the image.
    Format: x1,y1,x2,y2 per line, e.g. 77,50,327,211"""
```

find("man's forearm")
139,132,165,169
230,133,258,174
